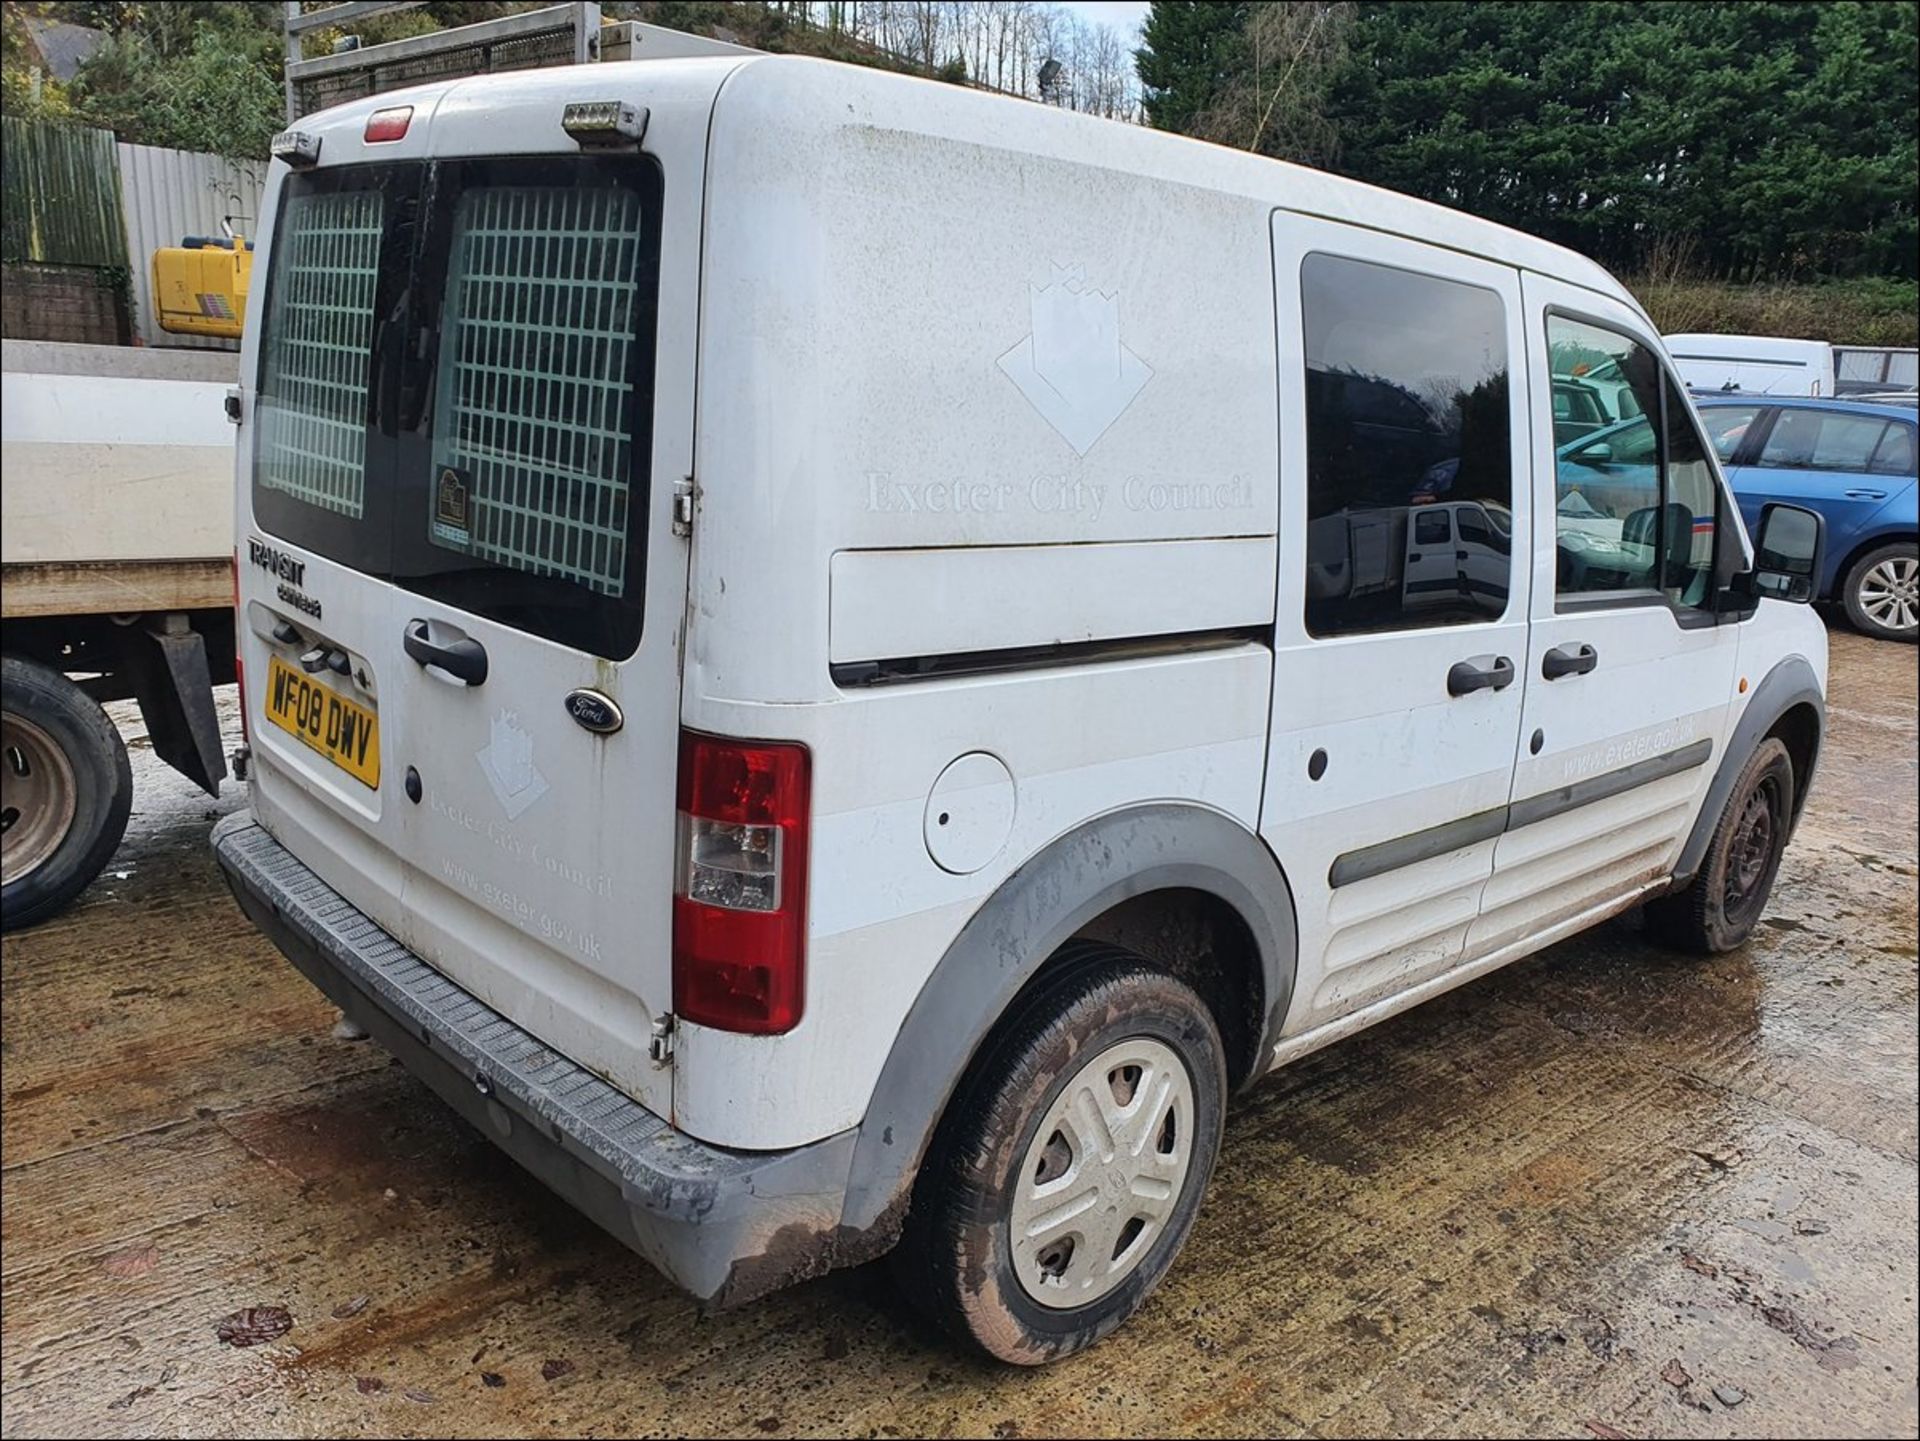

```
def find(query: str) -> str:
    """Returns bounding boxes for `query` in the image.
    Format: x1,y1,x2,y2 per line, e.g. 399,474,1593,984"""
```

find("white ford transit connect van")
216,57,1830,1363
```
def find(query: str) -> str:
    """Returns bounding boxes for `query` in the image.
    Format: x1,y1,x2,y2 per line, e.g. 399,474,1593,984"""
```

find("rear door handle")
1447,655,1515,696
404,618,488,686
1844,488,1888,501
1542,642,1599,680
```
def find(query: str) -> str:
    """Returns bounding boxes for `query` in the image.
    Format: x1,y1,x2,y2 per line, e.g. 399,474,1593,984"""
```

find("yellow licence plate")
264,655,380,789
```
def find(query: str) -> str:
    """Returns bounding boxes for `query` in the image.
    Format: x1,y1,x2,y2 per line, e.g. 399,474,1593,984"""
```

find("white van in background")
1666,333,1837,397
216,56,1831,1364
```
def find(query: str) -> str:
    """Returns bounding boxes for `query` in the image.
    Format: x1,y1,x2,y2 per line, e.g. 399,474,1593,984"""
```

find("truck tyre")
1841,541,1918,642
1,656,133,932
1645,737,1795,955
893,944,1226,1364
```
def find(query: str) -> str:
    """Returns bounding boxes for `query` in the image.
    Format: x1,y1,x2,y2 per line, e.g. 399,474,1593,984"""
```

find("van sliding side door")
1260,214,1532,1038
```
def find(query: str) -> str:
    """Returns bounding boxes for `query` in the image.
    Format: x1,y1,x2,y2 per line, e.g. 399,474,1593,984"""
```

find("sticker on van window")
433,466,473,548
998,264,1153,457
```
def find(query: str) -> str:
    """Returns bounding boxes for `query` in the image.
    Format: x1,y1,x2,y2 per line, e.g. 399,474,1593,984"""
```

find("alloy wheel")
1857,555,1919,636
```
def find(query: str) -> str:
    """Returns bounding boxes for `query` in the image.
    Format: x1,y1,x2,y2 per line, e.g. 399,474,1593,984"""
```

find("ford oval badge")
564,688,623,735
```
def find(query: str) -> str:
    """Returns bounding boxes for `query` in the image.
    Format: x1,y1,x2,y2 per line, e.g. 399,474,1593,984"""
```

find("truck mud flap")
123,614,226,796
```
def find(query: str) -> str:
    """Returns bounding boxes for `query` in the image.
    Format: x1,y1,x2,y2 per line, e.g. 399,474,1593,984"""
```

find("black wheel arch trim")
836,802,1298,1238
1671,654,1824,887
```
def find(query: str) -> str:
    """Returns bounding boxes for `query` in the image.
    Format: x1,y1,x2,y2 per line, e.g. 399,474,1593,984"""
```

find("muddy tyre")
1,656,132,932
893,944,1226,1365
1841,541,1919,642
1645,737,1795,955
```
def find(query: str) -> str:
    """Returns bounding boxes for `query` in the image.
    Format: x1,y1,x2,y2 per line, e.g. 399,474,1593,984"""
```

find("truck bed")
2,340,236,614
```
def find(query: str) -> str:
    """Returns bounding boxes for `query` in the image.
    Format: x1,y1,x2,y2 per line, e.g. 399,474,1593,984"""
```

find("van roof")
290,54,1646,328
705,56,1640,316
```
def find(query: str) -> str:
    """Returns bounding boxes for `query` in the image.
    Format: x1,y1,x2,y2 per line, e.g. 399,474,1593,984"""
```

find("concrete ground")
1,628,1914,1440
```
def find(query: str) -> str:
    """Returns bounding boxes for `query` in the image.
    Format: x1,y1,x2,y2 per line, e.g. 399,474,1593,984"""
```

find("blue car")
1556,397,1917,640
1695,395,1916,641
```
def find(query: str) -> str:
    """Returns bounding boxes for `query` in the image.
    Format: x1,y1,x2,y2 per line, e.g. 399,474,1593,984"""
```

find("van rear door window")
394,156,662,659
257,190,382,518
251,165,417,573
426,184,644,596
250,157,663,661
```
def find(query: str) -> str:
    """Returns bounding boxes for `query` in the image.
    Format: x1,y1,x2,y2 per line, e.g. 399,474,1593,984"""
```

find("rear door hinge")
671,477,695,537
648,1013,677,1065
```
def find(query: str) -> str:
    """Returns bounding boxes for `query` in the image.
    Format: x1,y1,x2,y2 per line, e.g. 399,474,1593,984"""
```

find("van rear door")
387,151,678,1109
240,73,713,1116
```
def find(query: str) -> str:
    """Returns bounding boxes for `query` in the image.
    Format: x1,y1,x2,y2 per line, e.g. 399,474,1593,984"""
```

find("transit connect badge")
998,264,1153,456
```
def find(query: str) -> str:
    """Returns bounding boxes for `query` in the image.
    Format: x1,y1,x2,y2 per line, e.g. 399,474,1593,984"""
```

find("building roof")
19,16,106,83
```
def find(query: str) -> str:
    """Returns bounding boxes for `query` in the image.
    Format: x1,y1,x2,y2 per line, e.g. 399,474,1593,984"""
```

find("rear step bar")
210,813,856,1306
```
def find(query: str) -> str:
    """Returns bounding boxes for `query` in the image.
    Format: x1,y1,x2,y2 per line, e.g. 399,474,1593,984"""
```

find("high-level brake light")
363,106,412,143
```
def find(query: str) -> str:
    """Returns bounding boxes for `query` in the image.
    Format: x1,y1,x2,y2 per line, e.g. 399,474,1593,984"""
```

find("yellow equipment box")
151,235,253,339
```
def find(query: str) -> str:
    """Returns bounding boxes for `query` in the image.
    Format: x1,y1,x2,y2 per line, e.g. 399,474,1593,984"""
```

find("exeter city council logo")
478,709,548,820
997,263,1153,456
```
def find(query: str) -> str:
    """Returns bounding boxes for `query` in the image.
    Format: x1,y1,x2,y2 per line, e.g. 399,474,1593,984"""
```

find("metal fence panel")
1,115,127,269
116,141,268,351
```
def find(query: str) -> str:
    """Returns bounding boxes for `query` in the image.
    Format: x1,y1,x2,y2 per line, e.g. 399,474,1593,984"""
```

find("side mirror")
1576,442,1613,466
1750,502,1824,603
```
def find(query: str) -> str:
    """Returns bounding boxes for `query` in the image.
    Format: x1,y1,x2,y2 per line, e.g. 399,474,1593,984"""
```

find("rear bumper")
211,812,859,1307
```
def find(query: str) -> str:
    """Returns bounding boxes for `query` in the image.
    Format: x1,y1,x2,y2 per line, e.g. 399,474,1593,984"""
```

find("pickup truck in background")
1,339,236,929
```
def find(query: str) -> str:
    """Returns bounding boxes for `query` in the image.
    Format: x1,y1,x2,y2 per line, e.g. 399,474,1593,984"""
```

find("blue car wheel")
1842,541,1920,641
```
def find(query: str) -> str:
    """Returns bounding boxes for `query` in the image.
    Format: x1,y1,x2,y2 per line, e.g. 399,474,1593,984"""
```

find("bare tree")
779,1,1141,116
1189,1,1351,163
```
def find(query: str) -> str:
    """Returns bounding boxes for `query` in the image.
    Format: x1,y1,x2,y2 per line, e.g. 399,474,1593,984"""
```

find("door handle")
1542,642,1599,680
1844,488,1888,501
1447,655,1515,696
403,618,488,686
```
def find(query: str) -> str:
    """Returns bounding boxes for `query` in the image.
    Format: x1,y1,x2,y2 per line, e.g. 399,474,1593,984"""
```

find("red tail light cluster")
672,731,811,1035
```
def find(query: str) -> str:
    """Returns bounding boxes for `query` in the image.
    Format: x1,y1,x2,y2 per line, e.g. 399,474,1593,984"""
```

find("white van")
1666,333,1837,397
216,57,1830,1364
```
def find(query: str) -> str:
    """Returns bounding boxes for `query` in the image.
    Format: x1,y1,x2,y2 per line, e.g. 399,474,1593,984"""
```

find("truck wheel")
893,944,1226,1364
1842,541,1918,642
1,656,132,932
1645,737,1795,955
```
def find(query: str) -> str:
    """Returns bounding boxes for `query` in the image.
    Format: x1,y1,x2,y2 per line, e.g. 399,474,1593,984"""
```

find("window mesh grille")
430,185,641,596
256,190,382,518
